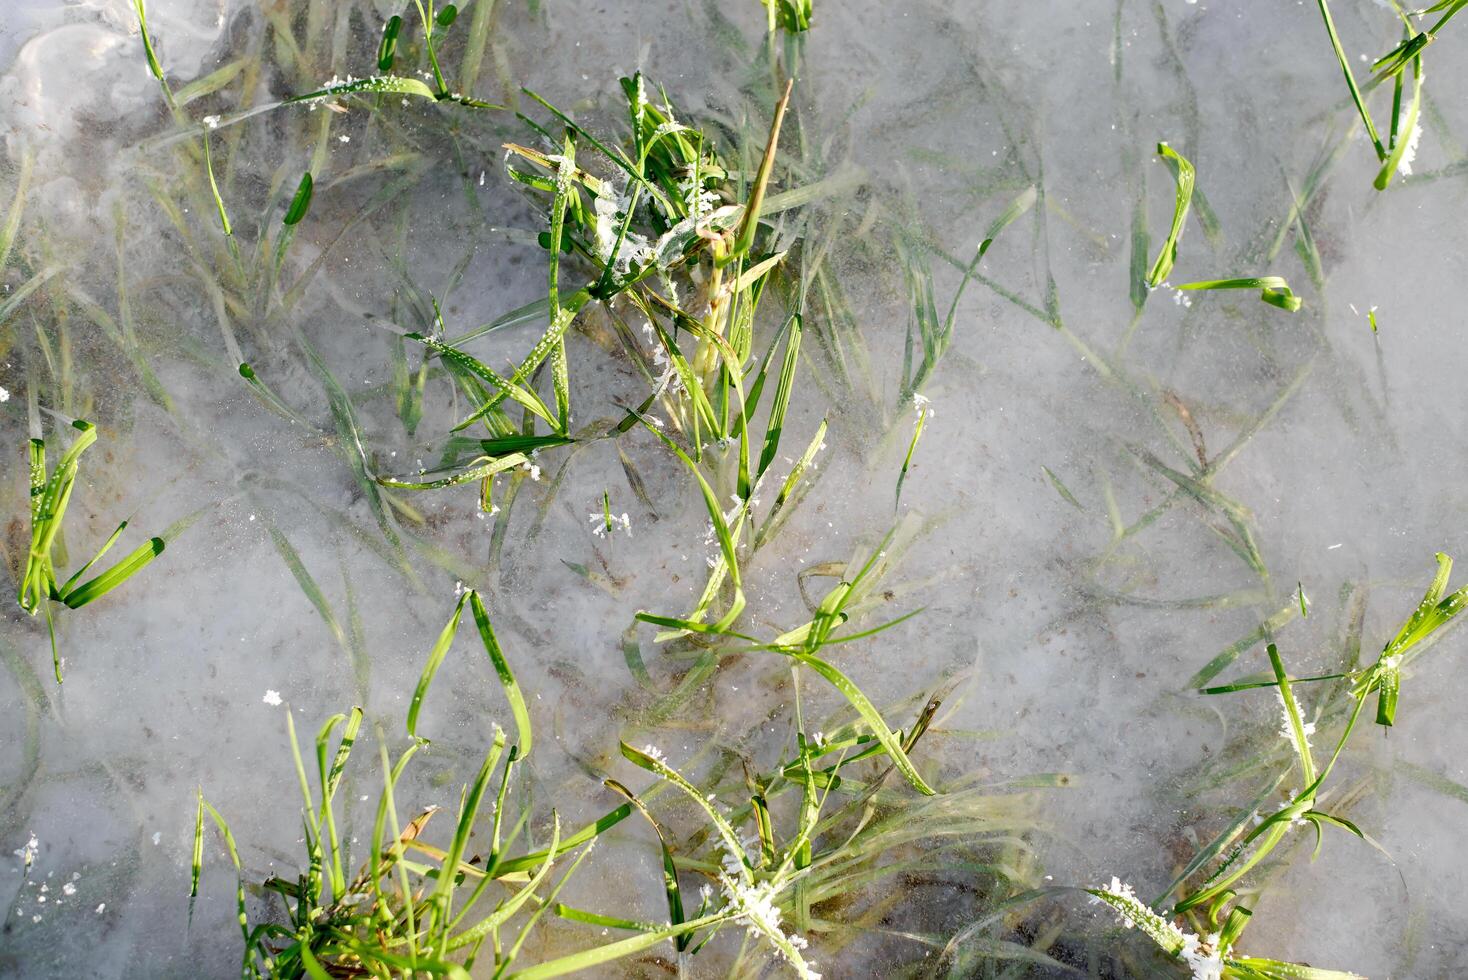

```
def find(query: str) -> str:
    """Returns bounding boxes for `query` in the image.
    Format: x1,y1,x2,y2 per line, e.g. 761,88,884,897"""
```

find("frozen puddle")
3,1,1468,977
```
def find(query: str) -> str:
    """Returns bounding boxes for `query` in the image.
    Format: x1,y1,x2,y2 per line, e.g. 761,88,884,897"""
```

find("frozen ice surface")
3,0,1468,976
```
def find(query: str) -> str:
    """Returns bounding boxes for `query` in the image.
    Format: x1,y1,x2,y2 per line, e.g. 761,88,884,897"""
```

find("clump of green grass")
375,72,802,514
763,0,813,34
1313,0,1438,189
17,420,170,682
371,72,845,643
565,563,1047,973
194,583,1040,977
131,0,503,357
1080,552,1468,978
640,530,936,794
193,589,606,978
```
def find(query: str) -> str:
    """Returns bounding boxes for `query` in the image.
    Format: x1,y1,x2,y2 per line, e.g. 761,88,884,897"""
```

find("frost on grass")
1088,878,1222,980
718,875,821,980
1397,120,1423,176
1274,686,1315,746
592,178,653,273
589,511,632,537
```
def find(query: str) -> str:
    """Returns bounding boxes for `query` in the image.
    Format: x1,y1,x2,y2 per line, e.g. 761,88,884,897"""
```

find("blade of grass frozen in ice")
552,906,655,931
237,363,315,428
1175,276,1303,312
288,75,438,104
283,172,314,225
632,413,747,634
201,133,233,241
895,397,931,510
1375,50,1424,190
1285,173,1325,290
53,518,133,597
1315,0,1386,158
469,591,533,757
0,269,60,335
620,742,752,881
410,333,559,429
0,149,31,274
377,14,403,70
731,79,793,261
1042,466,1085,511
1269,643,1317,785
261,517,355,667
194,793,251,950
785,649,935,796
132,0,176,109
901,184,1035,401
1146,142,1195,288
755,418,827,549
603,779,688,949
756,312,803,482
378,451,535,490
58,536,166,609
291,328,414,570
407,591,471,741
1128,169,1150,316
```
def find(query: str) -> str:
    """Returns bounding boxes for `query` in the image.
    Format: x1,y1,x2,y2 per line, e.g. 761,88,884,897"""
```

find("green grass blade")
1176,276,1303,312
620,742,751,882
407,591,471,741
731,79,793,260
58,536,165,608
468,591,533,757
757,313,802,482
409,333,557,428
287,75,439,103
604,779,687,948
283,172,314,225
786,650,935,796
1315,0,1385,157
1146,142,1195,288
132,0,176,109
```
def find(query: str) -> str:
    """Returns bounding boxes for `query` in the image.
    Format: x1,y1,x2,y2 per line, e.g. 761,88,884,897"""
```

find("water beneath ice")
3,0,1468,977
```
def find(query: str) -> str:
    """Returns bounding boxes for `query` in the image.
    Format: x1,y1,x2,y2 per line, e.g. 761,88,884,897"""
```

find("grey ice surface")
3,0,1468,977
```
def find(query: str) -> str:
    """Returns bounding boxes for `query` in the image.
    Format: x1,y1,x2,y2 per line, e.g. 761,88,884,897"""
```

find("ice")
2,0,1468,976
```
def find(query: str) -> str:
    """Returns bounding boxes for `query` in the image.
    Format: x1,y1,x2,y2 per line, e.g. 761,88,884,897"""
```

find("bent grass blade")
1146,142,1195,288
